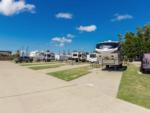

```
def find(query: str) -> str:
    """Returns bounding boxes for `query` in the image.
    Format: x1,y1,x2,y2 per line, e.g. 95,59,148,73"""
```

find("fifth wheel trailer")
87,53,97,63
95,40,123,68
71,51,87,62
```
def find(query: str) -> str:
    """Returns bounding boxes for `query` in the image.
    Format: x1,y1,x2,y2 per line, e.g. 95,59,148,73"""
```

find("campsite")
0,0,150,113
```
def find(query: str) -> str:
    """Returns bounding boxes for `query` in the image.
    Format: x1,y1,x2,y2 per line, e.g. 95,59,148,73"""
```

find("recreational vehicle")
30,51,55,62
30,51,45,61
71,51,87,62
78,52,87,62
96,40,123,68
87,53,97,63
71,52,79,61
44,51,55,62
55,54,68,61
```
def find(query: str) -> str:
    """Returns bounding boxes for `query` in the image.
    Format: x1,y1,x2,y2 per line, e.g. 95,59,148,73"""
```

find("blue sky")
0,0,150,52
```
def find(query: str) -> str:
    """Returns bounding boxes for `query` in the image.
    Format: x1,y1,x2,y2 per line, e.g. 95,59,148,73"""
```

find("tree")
137,24,150,54
122,24,150,61
121,32,136,60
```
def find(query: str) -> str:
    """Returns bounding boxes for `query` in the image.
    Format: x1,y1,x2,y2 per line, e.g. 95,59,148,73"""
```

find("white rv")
44,51,55,62
71,51,87,62
30,51,55,62
29,51,45,61
96,40,123,68
71,52,79,61
55,54,68,61
87,53,97,63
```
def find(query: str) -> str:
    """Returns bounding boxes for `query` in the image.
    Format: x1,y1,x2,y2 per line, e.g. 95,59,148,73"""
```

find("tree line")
121,24,150,61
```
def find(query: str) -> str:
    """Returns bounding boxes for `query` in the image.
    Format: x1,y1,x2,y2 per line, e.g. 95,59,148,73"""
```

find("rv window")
73,54,77,56
90,54,96,58
47,54,51,57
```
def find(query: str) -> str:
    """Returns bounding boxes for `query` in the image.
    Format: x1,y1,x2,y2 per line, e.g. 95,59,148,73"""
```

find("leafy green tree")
122,24,150,61
121,32,135,60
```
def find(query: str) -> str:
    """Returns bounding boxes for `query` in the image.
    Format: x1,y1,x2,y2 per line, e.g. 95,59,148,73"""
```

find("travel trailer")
78,52,87,62
87,53,97,63
30,51,45,61
30,51,55,62
96,40,123,68
71,51,87,62
71,51,79,61
44,51,55,62
55,54,68,61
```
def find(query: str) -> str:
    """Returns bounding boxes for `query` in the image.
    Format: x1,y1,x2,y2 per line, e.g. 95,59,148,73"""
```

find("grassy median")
48,66,91,81
118,64,150,109
21,62,59,66
29,64,65,70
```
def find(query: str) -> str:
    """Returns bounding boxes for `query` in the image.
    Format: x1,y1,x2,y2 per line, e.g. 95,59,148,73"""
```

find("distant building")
0,51,12,60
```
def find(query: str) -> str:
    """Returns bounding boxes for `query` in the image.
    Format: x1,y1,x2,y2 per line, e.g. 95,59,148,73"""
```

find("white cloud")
51,34,74,47
111,14,133,22
77,25,97,32
56,12,73,19
66,34,75,38
0,0,35,16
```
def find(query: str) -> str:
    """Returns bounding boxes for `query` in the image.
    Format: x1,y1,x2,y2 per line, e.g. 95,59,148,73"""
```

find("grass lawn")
29,64,64,70
48,66,91,81
118,63,150,109
21,62,58,66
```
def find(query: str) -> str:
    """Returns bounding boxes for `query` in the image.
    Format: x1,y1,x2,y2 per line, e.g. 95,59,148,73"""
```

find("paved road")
0,61,149,113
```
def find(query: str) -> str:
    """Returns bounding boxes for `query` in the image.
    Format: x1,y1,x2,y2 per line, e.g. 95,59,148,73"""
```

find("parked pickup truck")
15,56,33,63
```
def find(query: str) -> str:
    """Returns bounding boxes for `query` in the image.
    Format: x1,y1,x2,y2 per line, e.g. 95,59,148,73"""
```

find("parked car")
15,56,33,63
140,53,150,73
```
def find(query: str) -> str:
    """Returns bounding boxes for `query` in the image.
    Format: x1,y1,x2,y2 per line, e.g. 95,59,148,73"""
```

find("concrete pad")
0,61,70,98
0,61,149,113
70,69,122,97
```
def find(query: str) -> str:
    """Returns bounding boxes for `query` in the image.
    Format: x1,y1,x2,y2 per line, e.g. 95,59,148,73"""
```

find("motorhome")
87,53,97,63
96,40,123,68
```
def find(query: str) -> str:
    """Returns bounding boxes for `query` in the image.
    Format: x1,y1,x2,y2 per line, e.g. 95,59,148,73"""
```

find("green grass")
29,64,64,70
118,64,150,109
48,66,91,81
21,62,58,66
